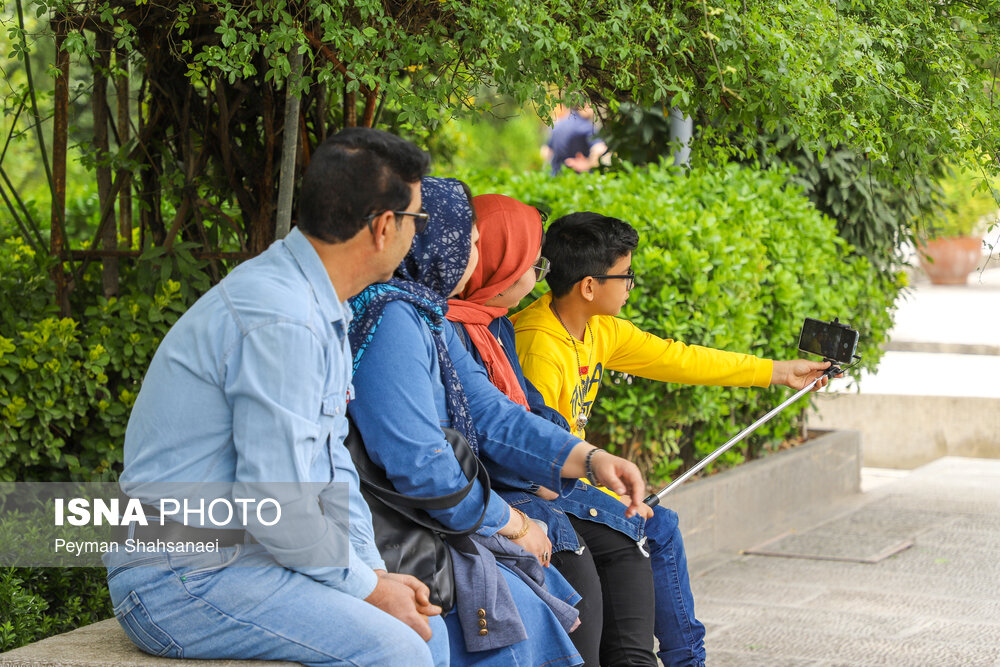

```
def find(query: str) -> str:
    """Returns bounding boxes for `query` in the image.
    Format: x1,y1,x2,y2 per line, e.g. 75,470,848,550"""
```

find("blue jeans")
103,544,449,666
647,506,706,667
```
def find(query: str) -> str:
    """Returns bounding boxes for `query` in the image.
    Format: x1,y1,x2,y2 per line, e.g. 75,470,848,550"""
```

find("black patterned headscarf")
348,176,479,452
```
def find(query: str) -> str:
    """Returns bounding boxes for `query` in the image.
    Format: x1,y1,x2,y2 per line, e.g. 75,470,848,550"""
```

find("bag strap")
344,419,491,537
357,428,482,511
451,320,473,352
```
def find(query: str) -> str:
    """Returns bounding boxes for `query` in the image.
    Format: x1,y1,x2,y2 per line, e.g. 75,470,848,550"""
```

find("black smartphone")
797,318,859,364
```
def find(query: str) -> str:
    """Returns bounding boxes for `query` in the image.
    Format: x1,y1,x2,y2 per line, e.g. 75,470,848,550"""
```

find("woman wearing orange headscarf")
447,194,706,667
446,195,544,408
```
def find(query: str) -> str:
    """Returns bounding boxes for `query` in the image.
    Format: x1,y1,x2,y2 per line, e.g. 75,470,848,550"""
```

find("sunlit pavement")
692,457,1000,666
690,245,1000,666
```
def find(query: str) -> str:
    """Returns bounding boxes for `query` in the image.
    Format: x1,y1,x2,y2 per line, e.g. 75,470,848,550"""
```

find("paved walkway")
692,252,1000,666
692,457,1000,666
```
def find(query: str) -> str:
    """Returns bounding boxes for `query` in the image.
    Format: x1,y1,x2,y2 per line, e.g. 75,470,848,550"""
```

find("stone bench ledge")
0,619,297,667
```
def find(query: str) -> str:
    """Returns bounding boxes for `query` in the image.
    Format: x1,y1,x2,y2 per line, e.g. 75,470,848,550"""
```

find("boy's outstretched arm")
771,359,835,391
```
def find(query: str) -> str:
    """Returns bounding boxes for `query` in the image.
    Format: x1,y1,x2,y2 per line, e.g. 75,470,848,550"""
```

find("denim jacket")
350,303,589,649
451,319,646,551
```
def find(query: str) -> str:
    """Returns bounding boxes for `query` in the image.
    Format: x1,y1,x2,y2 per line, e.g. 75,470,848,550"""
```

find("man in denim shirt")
104,129,449,665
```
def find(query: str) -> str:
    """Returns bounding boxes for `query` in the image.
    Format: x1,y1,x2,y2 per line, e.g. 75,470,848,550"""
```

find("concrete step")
843,351,1000,400
810,391,1000,469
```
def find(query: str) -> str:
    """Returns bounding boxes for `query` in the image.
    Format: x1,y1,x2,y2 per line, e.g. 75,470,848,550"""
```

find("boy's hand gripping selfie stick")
642,317,861,509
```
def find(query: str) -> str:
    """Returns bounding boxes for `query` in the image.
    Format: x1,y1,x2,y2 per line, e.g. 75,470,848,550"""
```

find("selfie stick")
643,363,843,508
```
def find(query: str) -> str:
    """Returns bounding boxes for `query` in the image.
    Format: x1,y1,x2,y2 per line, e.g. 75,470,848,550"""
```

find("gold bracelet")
503,507,531,540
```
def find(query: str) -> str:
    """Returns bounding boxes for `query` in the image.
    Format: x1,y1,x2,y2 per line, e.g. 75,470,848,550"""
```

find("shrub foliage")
0,238,193,651
0,239,188,482
0,566,111,652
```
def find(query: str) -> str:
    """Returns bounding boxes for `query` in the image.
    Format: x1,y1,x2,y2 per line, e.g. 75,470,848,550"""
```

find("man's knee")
375,618,443,667
423,614,450,667
387,634,435,665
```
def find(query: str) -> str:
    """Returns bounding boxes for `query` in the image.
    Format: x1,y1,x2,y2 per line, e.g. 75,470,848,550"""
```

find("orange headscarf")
446,194,543,409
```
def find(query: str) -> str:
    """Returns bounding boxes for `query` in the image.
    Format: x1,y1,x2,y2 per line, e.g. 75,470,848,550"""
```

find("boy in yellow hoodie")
512,211,830,439
511,211,831,667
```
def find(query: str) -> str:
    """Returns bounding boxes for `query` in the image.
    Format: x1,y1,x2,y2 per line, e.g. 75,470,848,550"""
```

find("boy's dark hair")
543,212,639,297
297,128,430,243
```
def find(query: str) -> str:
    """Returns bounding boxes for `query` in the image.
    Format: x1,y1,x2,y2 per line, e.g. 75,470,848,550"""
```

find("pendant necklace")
552,303,594,432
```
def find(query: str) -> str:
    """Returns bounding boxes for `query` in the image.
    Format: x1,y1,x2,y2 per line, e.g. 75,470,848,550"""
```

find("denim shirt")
451,318,645,549
120,227,383,600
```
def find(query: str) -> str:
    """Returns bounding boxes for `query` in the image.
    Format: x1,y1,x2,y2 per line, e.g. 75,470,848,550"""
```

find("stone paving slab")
693,457,1000,667
743,530,913,563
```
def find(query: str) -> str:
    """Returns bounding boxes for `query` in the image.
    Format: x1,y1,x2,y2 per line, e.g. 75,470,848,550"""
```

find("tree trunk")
51,16,70,316
116,45,132,250
276,49,302,239
362,85,379,128
93,31,118,297
344,78,357,127
249,76,276,255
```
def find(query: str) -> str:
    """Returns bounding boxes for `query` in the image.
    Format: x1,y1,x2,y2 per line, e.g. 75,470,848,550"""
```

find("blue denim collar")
283,227,352,333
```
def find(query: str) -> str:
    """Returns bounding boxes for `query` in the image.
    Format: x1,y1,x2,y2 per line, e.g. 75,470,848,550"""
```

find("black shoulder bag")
343,418,490,613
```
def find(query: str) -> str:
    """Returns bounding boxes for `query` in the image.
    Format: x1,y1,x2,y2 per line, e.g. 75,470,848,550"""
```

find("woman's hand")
512,516,553,567
500,506,552,567
586,449,647,518
562,444,648,518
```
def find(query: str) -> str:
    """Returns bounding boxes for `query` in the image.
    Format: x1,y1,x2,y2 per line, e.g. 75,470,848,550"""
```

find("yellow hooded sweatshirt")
511,292,774,439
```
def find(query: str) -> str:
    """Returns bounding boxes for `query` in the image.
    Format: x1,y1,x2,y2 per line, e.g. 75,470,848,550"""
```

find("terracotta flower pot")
917,236,984,285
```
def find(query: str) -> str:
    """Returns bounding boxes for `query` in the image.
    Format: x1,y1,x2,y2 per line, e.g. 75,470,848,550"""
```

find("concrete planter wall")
812,393,1000,469
661,429,861,566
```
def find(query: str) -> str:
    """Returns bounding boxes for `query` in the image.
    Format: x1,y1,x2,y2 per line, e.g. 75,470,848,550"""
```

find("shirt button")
589,508,598,517
477,609,486,618
479,629,488,636
478,619,487,628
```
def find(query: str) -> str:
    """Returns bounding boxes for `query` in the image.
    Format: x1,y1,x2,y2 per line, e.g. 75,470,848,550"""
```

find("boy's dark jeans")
550,528,605,666
552,510,707,667
553,517,658,666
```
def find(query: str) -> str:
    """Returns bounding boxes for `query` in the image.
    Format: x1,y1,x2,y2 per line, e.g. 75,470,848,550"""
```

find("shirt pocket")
320,381,352,420
321,393,344,418
312,389,348,482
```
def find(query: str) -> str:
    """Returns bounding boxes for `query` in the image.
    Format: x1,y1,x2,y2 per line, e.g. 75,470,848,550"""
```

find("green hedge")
0,567,111,652
0,239,188,482
457,162,902,483
0,238,190,650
